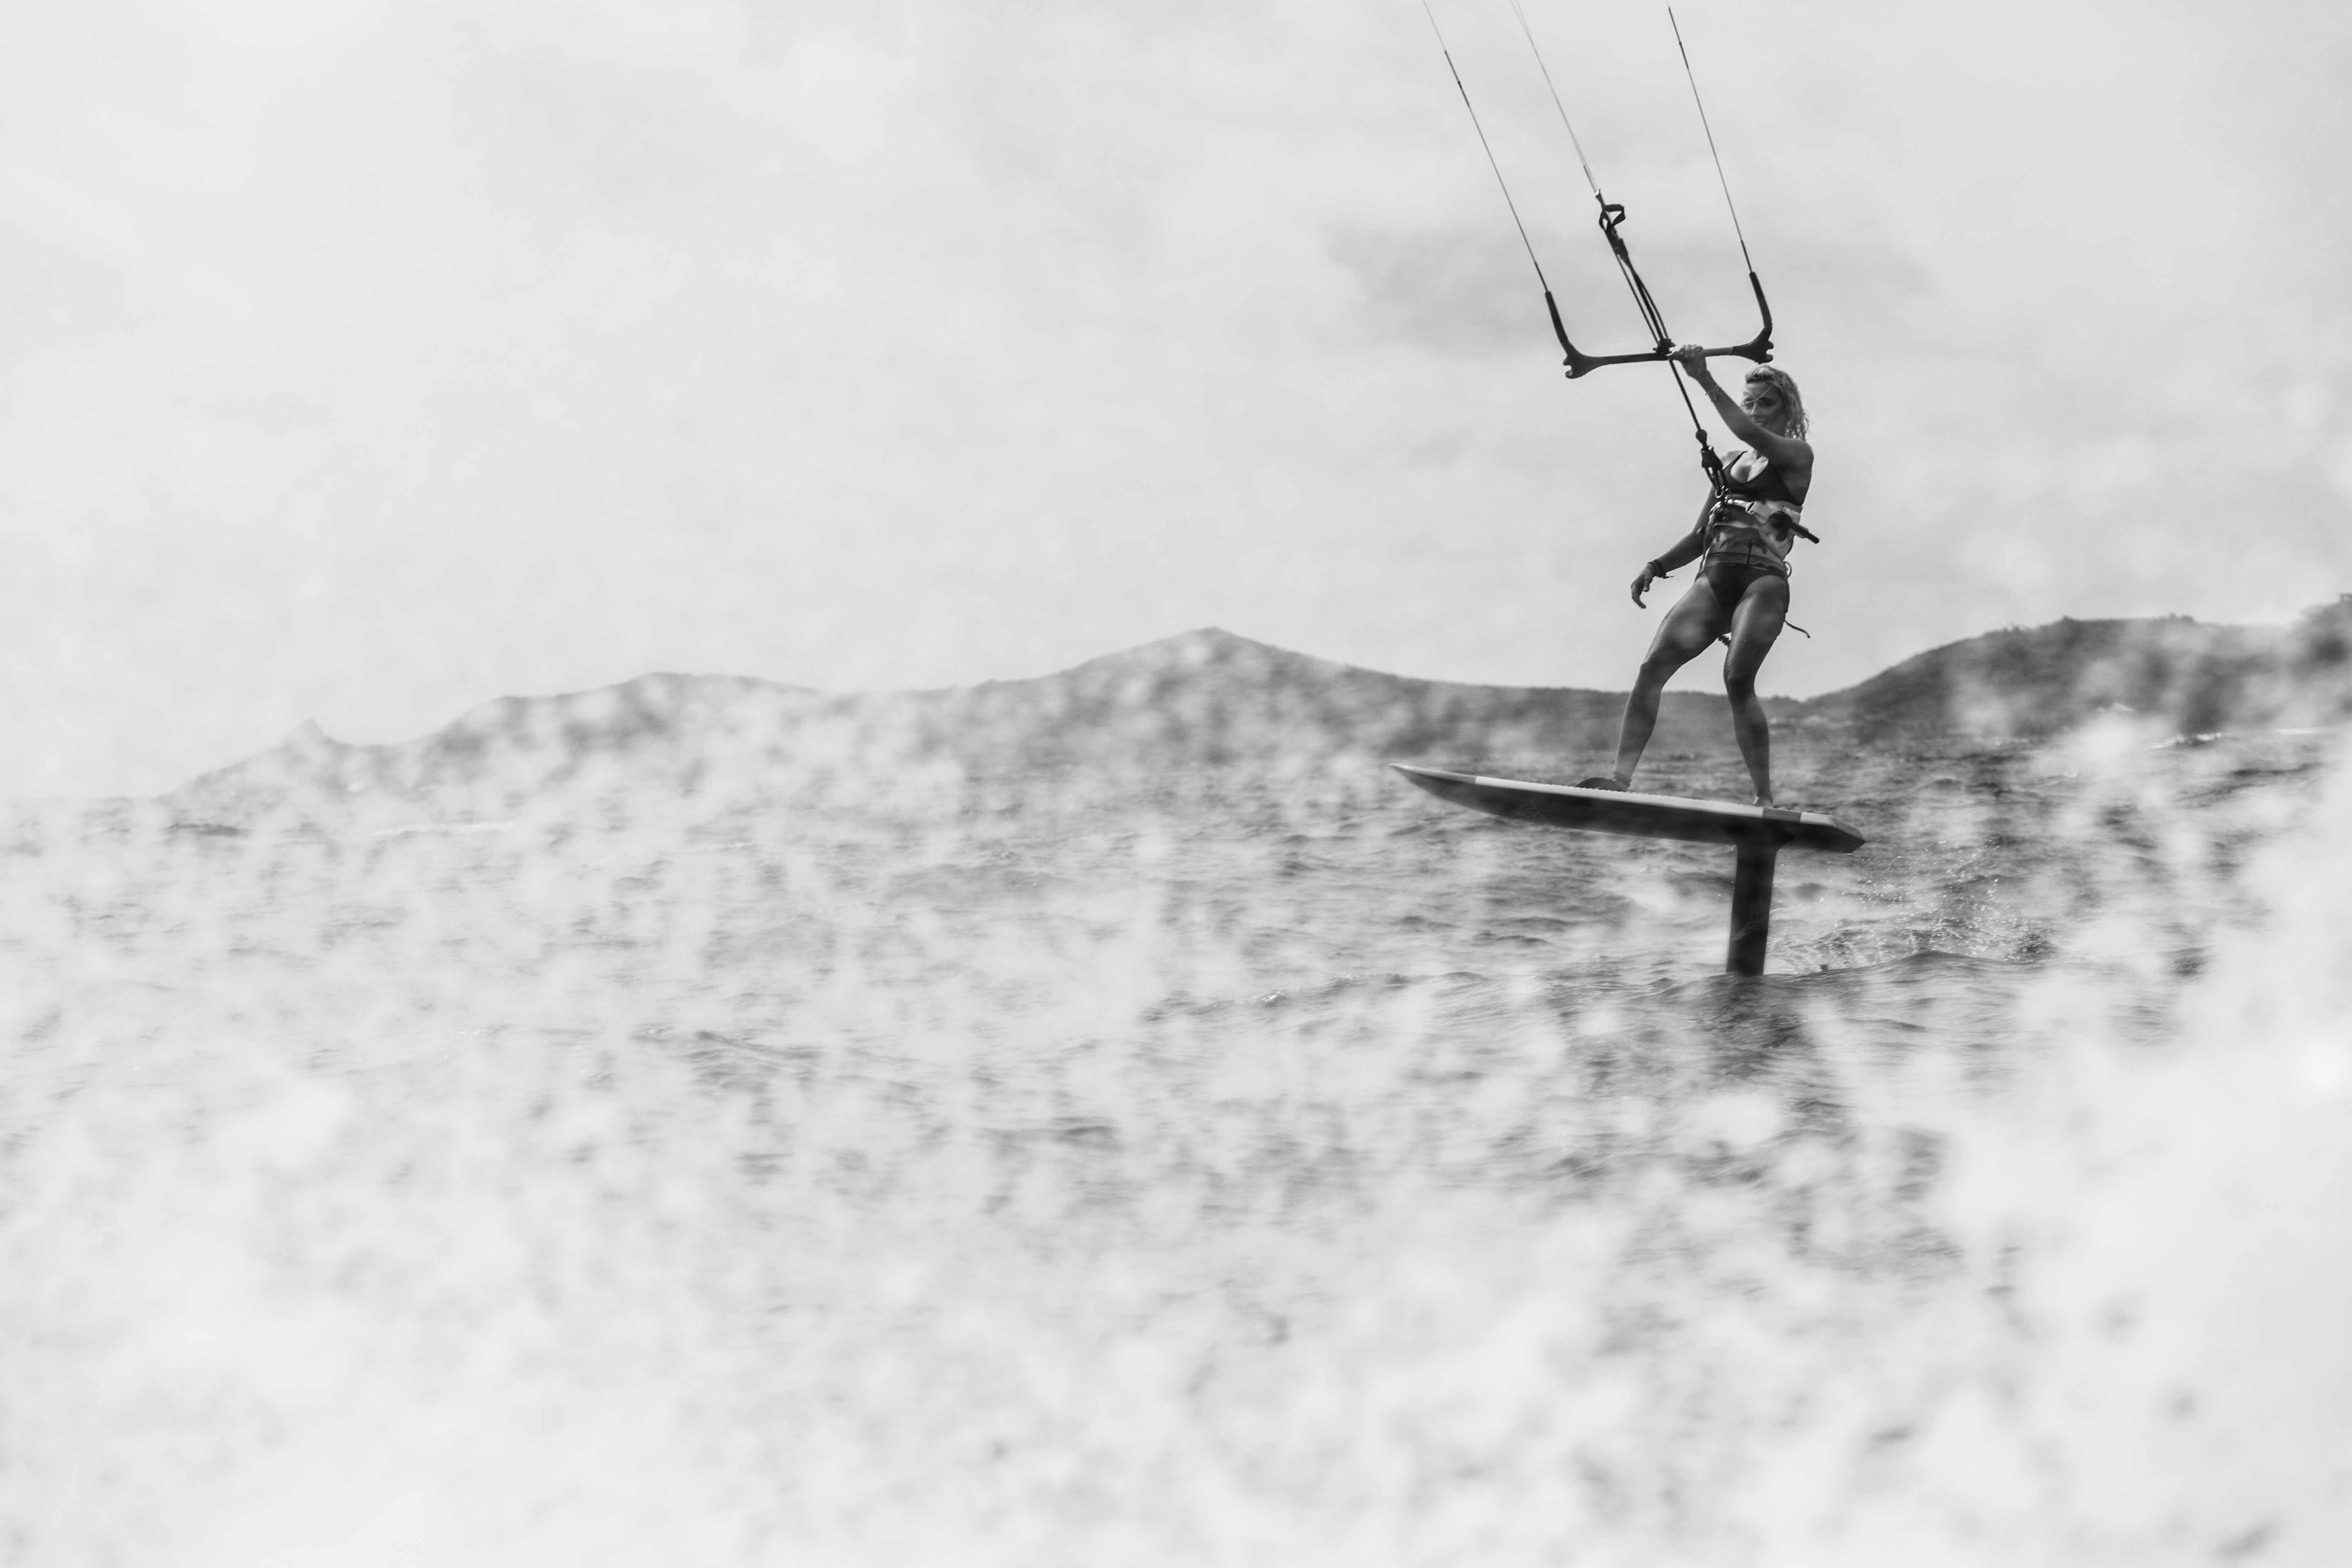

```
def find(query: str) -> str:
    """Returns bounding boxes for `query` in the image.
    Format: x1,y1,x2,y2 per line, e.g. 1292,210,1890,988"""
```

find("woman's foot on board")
1575,775,1629,791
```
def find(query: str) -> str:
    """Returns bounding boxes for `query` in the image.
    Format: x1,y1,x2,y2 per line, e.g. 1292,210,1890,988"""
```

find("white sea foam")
0,722,2344,1564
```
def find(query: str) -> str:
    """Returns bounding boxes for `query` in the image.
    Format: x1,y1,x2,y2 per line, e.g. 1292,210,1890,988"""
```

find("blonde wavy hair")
1743,364,1808,441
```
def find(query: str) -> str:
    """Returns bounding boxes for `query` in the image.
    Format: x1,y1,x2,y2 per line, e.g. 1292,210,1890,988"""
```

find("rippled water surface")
3,724,2348,1564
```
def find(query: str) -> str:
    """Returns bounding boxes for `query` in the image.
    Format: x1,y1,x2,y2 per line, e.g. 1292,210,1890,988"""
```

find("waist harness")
1698,451,1817,575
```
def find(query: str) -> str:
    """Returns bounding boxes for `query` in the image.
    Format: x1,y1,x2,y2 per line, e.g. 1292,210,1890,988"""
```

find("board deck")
1391,764,1865,854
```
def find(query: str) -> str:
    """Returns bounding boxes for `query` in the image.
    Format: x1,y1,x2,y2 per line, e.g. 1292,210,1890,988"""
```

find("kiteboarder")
1417,6,1813,804
1579,347,1812,806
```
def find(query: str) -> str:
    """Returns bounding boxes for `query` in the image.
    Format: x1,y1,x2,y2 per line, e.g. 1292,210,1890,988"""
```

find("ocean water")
2,719,2348,1565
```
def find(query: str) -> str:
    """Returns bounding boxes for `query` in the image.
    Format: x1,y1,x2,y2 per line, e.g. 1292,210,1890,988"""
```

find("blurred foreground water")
2,721,2348,1565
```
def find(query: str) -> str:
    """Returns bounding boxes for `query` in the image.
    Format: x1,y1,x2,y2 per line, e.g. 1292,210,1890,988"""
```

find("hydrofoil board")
1391,764,1864,854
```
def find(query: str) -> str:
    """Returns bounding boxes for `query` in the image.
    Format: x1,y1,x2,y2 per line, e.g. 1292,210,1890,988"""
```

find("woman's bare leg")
1722,574,1790,804
1606,579,1732,785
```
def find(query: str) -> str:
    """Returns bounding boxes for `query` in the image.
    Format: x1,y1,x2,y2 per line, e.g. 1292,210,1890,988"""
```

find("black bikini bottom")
1703,557,1788,608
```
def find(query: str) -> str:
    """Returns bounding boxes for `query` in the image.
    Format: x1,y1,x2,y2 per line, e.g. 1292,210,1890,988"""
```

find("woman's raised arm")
1671,345,1811,480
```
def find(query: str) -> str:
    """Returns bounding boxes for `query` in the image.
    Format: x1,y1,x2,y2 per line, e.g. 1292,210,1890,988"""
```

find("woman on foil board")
1421,4,1817,807
1579,350,1815,807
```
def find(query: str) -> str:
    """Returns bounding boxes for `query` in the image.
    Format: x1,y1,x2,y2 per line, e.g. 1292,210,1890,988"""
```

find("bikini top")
1718,448,1803,508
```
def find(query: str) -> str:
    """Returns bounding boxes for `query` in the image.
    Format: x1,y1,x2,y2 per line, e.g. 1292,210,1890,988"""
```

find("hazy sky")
3,0,2348,795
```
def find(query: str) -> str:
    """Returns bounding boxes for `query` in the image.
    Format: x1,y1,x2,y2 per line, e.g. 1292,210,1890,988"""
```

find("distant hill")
165,603,2352,819
166,629,1737,817
1780,597,2352,742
